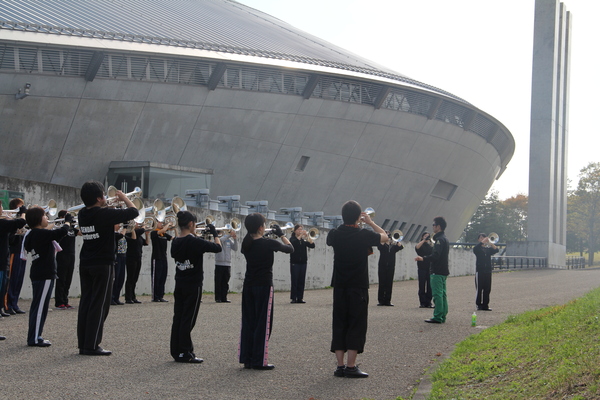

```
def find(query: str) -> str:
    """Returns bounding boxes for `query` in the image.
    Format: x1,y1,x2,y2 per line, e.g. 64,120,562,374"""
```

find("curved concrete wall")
0,73,499,240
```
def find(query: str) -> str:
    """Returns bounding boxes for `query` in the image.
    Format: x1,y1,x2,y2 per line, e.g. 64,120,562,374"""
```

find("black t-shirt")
377,242,403,268
170,234,222,285
242,237,293,287
326,225,381,289
415,242,433,271
0,218,27,271
289,235,315,264
151,230,172,260
79,206,139,267
57,228,79,256
24,225,69,280
125,228,147,259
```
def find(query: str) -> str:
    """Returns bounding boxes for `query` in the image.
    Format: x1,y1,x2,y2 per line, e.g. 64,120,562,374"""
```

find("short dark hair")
80,181,105,207
176,210,197,228
341,200,361,225
9,198,24,210
57,210,68,219
421,231,430,239
433,216,447,231
478,233,487,239
26,206,45,228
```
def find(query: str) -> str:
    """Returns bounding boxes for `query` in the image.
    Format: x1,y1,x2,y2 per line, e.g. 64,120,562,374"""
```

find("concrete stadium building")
0,0,514,240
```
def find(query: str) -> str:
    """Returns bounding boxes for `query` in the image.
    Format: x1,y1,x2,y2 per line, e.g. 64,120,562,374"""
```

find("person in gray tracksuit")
214,231,237,303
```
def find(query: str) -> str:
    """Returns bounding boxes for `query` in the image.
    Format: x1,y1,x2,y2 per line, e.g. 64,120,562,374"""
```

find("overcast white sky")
237,0,598,200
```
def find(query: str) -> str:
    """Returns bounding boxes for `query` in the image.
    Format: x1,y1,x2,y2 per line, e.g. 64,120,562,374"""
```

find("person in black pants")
124,224,148,304
289,224,315,304
54,210,80,310
376,232,403,306
415,232,433,308
77,181,138,356
327,201,387,378
170,211,221,363
151,221,173,302
473,233,499,311
214,230,237,303
24,207,72,347
111,225,127,305
6,198,28,315
0,200,27,329
239,213,293,370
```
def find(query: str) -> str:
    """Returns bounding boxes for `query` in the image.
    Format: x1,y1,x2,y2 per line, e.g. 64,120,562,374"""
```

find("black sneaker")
344,366,368,378
334,366,345,377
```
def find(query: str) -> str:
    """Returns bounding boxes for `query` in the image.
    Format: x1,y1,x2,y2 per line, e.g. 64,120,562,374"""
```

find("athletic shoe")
56,305,67,310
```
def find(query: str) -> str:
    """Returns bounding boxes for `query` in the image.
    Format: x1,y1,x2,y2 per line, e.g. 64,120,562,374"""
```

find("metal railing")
492,256,547,270
566,256,586,269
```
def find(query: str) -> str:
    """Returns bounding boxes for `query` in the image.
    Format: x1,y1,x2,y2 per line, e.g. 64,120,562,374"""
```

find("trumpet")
215,218,242,237
264,222,294,237
359,207,375,227
389,229,404,243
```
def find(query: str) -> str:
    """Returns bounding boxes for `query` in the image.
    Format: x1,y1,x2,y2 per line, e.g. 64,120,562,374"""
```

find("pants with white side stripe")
28,279,55,345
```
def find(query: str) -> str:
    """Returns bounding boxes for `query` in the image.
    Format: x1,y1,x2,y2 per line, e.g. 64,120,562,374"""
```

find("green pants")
430,274,448,322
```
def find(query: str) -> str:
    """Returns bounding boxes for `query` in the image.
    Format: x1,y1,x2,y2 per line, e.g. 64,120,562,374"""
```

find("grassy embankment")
425,287,600,399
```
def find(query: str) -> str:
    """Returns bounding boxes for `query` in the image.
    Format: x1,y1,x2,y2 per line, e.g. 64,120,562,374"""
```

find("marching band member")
415,231,433,308
77,181,138,356
54,210,80,310
151,221,174,303
289,224,314,304
474,233,499,311
170,211,221,363
376,231,403,307
0,200,27,334
111,224,127,305
214,229,237,303
326,201,387,378
124,223,148,304
5,198,28,315
23,207,72,347
239,213,293,370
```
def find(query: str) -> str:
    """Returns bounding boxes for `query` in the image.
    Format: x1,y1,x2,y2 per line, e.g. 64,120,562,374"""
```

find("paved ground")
1,268,599,400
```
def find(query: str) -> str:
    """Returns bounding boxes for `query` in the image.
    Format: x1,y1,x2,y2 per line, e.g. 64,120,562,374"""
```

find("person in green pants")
415,216,449,323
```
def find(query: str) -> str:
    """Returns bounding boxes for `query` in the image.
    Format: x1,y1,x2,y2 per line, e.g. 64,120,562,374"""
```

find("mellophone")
4,192,399,242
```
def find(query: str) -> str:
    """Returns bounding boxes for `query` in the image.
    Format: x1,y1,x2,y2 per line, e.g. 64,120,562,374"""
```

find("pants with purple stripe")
239,285,274,367
28,279,54,345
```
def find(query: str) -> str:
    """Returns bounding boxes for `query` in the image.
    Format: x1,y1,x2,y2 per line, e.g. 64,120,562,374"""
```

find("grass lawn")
426,287,600,399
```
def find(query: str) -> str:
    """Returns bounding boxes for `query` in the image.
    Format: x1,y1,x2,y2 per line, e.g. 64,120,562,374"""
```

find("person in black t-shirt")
327,200,387,378
239,213,293,370
124,224,148,304
77,181,138,356
6,197,28,315
376,232,403,306
24,206,72,347
289,224,315,304
170,211,221,363
0,200,27,333
54,209,81,310
150,221,173,302
415,232,433,308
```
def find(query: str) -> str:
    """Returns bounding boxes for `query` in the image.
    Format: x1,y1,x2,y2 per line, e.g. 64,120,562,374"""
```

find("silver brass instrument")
308,227,320,240
484,232,499,247
143,199,166,223
264,221,294,237
106,186,142,207
390,229,404,242
195,215,215,228
359,207,375,227
214,218,242,237
43,200,58,217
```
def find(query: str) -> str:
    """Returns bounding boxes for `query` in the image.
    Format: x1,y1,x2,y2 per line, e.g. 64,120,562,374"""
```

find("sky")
237,0,598,200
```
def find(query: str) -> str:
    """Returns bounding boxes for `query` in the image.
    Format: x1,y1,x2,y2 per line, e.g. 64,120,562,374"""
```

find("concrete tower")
512,0,571,267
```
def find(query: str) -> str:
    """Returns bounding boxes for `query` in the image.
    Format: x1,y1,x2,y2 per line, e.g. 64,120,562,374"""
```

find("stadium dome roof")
0,0,468,103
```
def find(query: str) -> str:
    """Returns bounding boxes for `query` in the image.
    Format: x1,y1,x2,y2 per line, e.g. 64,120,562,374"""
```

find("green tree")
571,162,600,265
462,191,528,244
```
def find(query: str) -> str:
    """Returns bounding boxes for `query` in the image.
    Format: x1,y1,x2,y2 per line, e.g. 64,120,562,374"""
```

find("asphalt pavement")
1,268,599,400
